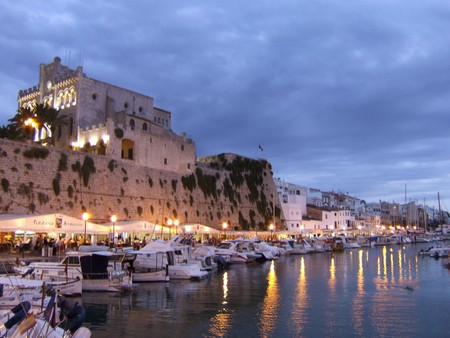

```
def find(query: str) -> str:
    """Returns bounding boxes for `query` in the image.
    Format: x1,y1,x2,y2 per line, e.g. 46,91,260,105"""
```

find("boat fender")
3,301,31,329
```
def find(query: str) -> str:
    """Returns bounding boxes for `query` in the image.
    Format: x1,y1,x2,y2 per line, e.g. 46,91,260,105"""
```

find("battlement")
18,86,39,97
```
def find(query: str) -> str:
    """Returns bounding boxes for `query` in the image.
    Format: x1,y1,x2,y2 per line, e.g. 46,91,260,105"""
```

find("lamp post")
222,222,228,240
167,218,173,238
174,219,179,236
111,215,117,247
269,223,274,241
82,212,89,245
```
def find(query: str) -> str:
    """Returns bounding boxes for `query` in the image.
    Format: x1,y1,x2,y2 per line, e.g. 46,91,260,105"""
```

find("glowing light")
89,136,98,146
102,133,110,144
24,118,38,129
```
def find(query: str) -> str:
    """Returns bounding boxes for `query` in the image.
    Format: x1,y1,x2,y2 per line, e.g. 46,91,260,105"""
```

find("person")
57,296,86,334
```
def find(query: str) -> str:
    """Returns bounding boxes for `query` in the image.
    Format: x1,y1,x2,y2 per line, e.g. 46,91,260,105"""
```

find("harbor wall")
0,139,280,231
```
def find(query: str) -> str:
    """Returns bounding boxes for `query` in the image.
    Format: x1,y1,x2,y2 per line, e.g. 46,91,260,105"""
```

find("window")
130,119,135,130
181,144,184,151
124,102,129,109
164,158,168,165
142,123,147,131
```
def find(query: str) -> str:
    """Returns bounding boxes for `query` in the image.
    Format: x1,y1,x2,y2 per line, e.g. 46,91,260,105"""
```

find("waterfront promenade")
0,249,60,274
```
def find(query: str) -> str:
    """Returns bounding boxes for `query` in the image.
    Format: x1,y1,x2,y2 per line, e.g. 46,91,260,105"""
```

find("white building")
275,178,307,233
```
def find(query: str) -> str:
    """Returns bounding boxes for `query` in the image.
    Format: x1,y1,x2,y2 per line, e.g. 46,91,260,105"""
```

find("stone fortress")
18,56,196,174
1,57,281,231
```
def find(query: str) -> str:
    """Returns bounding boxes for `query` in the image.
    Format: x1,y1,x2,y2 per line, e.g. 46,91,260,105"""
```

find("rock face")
0,139,282,231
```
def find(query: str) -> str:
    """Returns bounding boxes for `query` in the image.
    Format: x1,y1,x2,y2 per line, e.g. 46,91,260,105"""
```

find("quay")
0,250,60,274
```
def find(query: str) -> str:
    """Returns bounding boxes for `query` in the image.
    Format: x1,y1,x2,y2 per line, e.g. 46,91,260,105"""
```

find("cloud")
1,0,450,209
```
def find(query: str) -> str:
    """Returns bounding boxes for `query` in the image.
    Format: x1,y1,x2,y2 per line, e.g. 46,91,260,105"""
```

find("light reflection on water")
257,260,279,338
289,257,307,336
84,243,450,338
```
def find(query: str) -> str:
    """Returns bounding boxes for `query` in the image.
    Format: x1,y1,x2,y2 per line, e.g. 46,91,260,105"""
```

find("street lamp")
222,222,228,240
167,218,179,238
82,212,89,245
110,215,117,247
269,223,274,241
167,218,173,238
174,219,179,235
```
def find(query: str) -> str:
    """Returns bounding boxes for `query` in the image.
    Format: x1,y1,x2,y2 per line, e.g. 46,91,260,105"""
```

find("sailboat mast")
438,192,443,234
423,198,426,232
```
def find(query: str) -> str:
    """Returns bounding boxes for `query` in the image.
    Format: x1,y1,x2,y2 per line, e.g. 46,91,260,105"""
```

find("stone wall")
0,139,281,231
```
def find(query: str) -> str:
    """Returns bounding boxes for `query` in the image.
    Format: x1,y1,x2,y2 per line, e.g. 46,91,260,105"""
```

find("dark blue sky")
1,1,449,209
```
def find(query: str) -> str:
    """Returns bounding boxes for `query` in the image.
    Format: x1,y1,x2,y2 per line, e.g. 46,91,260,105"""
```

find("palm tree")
7,104,70,145
33,103,70,146
8,106,37,141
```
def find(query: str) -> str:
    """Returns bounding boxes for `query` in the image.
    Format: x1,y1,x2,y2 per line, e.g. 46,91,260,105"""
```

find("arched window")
130,119,135,130
70,87,76,105
142,123,147,131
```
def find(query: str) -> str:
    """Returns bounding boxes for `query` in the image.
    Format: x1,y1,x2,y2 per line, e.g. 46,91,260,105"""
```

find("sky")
1,0,450,210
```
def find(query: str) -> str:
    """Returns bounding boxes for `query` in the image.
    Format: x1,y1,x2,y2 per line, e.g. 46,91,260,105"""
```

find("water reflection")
329,254,336,291
84,243,449,338
352,249,365,335
207,271,231,338
289,256,308,335
258,260,280,338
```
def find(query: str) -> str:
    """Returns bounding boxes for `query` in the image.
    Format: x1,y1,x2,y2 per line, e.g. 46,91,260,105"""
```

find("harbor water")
83,243,450,338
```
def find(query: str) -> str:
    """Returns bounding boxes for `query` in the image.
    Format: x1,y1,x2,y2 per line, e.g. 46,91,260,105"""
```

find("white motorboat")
213,241,250,263
169,235,216,271
335,236,360,249
356,236,375,248
0,276,53,314
124,248,169,283
418,246,450,258
253,241,277,260
14,246,133,292
281,239,309,255
135,241,208,280
13,264,82,297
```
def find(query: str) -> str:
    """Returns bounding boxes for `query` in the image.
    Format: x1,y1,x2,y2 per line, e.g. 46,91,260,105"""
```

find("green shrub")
52,173,61,196
58,153,68,171
108,160,117,172
1,178,9,192
114,128,124,138
23,147,49,159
